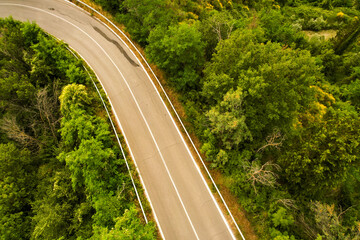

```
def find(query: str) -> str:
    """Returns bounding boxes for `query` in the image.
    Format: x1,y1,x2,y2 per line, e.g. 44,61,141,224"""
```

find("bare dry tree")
338,205,354,220
0,115,39,147
35,81,61,143
209,13,234,42
276,198,298,210
211,21,234,42
210,20,223,42
116,181,126,199
246,161,281,194
257,128,285,152
296,213,319,240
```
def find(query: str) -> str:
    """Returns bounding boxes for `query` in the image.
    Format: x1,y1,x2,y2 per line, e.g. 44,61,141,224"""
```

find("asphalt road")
0,1,236,239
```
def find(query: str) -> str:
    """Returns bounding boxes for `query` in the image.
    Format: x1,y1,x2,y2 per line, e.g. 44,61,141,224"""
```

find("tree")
31,192,73,240
94,0,124,14
207,10,235,42
35,83,61,142
58,84,124,196
269,206,297,240
260,9,305,46
0,17,30,79
59,84,91,117
117,0,176,45
245,161,281,194
206,87,252,150
92,193,128,228
278,101,360,196
311,201,360,239
197,10,240,61
257,128,285,152
146,23,205,91
0,143,34,240
333,17,360,55
59,138,118,195
0,18,152,239
0,115,39,147
91,205,156,240
31,170,92,240
202,28,320,144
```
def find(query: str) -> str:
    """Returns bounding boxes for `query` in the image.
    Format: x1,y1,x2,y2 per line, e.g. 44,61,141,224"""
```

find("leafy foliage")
206,87,252,150
116,0,177,45
0,18,155,240
91,206,156,240
146,23,205,91
89,0,360,238
6,0,360,236
202,28,320,147
0,143,34,239
279,103,360,196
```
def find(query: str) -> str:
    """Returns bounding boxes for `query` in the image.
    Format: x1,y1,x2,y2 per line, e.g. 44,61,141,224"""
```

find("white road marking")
65,45,149,224
67,1,239,239
0,3,201,239
86,67,166,239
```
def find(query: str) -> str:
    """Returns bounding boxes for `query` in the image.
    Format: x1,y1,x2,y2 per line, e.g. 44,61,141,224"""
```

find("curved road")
0,1,236,239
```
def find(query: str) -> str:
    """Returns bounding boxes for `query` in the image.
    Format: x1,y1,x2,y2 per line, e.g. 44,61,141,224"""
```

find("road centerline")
0,2,240,239
0,3,201,239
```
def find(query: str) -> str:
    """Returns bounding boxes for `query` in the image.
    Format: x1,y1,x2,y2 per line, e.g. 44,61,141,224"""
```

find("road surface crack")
93,26,139,67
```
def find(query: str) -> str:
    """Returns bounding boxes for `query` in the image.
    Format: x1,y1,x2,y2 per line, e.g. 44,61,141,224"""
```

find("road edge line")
67,1,245,239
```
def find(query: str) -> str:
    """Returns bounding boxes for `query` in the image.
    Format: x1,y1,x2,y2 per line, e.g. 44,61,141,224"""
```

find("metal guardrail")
66,1,246,239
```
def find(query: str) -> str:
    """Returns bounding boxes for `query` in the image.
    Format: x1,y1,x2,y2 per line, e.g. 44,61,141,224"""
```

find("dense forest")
0,18,156,239
91,0,360,239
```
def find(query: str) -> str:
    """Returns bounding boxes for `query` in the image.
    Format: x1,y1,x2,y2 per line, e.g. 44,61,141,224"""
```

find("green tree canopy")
0,143,34,239
279,102,360,196
91,206,156,240
202,28,321,145
147,23,205,91
117,0,177,45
